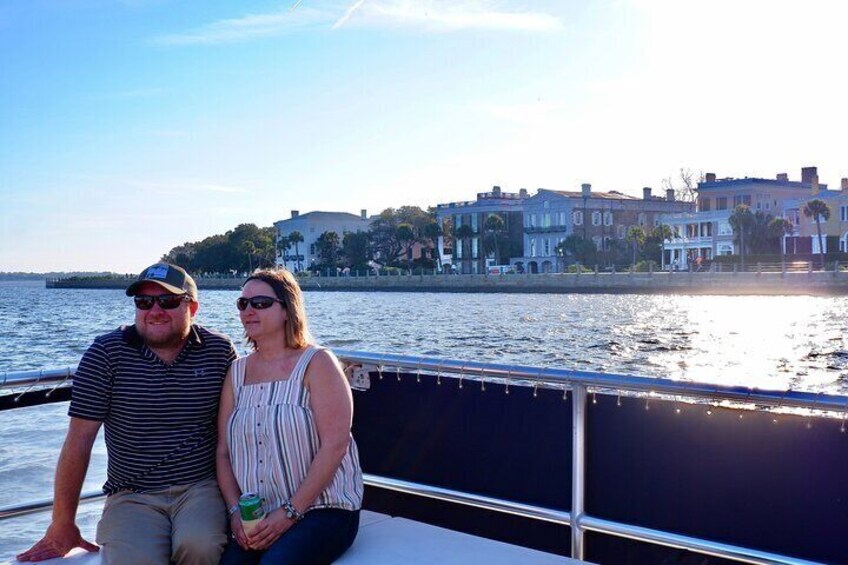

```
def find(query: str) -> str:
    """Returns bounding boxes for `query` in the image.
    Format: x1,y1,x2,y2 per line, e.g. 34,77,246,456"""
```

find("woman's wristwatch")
227,503,239,518
282,500,304,522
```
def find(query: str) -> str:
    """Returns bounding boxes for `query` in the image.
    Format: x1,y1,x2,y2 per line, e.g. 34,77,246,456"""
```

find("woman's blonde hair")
242,268,312,350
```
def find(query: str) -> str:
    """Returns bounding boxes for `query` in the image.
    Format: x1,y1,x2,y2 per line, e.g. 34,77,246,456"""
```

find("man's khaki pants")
96,479,227,565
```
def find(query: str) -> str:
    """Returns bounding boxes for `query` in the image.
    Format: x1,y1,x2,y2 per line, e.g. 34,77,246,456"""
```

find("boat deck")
1,511,589,565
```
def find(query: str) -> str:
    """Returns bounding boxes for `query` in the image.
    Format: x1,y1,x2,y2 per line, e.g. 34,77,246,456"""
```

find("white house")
274,210,369,271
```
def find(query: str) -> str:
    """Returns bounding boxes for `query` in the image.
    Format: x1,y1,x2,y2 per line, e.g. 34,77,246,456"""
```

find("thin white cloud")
153,1,561,45
351,0,563,32
153,8,327,45
333,0,368,29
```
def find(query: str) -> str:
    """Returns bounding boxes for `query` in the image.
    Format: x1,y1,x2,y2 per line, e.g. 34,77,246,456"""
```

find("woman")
217,268,363,564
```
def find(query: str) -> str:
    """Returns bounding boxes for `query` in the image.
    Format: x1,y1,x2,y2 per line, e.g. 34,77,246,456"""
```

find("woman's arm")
247,349,354,550
215,365,247,547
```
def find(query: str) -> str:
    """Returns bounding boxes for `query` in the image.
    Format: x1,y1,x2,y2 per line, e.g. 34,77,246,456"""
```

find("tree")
647,224,675,267
422,220,443,268
802,199,831,269
625,226,646,266
483,214,506,265
728,204,755,266
341,231,370,272
276,234,291,268
288,231,304,272
661,168,703,203
314,231,341,271
560,235,597,266
396,223,415,270
767,217,794,260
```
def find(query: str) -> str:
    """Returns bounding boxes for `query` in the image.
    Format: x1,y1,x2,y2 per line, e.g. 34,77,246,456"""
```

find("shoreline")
45,271,848,296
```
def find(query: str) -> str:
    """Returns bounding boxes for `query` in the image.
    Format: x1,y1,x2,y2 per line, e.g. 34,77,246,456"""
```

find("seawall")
45,271,848,295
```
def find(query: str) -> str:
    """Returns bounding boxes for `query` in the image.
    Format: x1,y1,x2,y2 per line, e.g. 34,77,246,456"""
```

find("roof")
697,177,827,191
544,189,639,201
275,211,367,224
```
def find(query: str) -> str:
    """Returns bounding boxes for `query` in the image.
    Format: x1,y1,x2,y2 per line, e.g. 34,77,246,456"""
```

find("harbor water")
2,279,848,558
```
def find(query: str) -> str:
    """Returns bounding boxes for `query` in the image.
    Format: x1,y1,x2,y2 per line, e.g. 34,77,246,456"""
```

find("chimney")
519,188,528,198
666,188,675,202
812,174,820,195
492,185,501,196
841,178,848,192
581,183,591,197
643,187,652,200
776,173,788,182
360,209,367,220
705,173,716,183
291,210,299,218
801,166,817,184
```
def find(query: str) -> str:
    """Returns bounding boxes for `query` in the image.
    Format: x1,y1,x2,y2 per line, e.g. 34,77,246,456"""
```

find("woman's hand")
246,508,295,551
229,513,249,549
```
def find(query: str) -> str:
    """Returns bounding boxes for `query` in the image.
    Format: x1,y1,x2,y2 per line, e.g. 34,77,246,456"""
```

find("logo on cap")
146,265,170,280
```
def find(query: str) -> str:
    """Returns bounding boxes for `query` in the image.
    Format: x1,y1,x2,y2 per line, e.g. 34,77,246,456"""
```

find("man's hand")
16,522,98,562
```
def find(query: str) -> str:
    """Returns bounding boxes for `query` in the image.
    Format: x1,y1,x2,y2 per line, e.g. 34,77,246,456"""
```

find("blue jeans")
219,508,359,565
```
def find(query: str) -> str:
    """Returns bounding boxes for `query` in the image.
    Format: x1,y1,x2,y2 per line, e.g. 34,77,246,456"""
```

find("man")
18,263,236,564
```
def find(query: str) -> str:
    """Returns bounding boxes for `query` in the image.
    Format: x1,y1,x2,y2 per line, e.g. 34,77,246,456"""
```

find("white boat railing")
2,350,844,565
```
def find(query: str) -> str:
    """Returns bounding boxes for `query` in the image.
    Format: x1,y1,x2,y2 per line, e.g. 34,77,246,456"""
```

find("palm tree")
276,234,291,269
728,204,755,267
483,214,506,265
288,231,304,272
802,199,831,269
766,217,794,261
625,226,646,267
651,224,675,268
422,221,443,269
454,224,474,273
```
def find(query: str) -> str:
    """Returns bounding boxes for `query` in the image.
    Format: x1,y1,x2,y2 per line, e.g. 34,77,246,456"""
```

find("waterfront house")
435,186,528,274
274,210,370,272
783,177,848,255
660,167,826,269
517,184,691,273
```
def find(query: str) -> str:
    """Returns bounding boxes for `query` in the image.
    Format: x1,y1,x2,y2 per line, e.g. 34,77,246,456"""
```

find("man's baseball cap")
126,263,198,301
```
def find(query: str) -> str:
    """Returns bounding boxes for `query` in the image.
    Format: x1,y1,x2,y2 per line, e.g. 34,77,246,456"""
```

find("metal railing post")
571,383,587,560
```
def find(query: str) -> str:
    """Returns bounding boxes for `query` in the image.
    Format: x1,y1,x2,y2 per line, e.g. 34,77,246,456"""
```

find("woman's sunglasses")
236,296,285,311
134,294,190,310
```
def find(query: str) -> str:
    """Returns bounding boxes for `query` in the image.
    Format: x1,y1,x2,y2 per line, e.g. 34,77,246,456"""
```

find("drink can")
239,493,265,522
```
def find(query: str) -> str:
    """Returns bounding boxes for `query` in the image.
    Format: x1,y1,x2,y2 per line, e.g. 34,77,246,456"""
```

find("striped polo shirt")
69,324,236,494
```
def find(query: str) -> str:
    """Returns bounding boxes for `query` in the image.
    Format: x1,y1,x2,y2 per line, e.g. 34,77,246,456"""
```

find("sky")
3,0,848,273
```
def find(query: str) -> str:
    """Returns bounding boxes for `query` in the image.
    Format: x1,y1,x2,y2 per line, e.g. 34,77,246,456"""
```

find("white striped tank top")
227,346,363,512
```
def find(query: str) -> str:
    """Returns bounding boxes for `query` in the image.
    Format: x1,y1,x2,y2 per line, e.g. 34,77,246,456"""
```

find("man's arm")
16,417,102,562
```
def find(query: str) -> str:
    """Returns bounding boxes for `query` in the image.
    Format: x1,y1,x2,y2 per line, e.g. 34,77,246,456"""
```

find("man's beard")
138,324,190,349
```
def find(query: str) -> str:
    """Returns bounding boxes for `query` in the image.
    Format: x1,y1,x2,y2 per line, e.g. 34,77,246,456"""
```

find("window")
617,225,626,238
603,211,613,226
653,218,660,227
841,206,848,222
559,211,566,226
592,211,601,226
543,238,550,256
716,197,728,210
542,213,551,228
592,236,602,249
471,238,478,258
573,210,583,225
638,213,647,226
543,200,550,209
471,214,478,232
529,214,536,228
699,197,711,211
718,221,732,236
530,238,537,257
733,194,752,206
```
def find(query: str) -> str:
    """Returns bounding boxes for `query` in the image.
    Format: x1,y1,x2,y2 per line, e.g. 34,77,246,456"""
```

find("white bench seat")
3,511,591,565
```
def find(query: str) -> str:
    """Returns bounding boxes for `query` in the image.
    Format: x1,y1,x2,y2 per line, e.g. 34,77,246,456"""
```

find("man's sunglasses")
134,294,190,310
236,296,285,311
